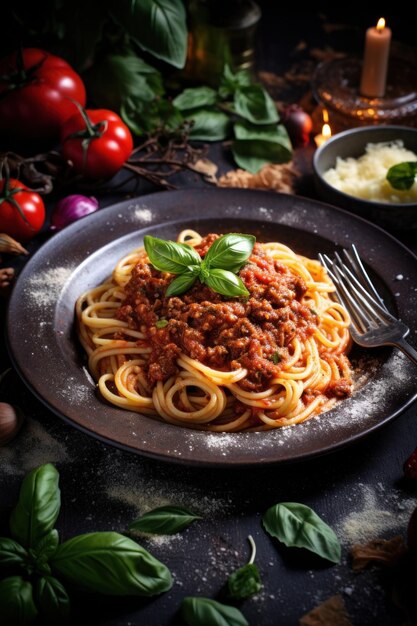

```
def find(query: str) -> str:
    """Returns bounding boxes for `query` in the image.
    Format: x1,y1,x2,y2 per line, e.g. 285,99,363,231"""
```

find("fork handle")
392,338,417,367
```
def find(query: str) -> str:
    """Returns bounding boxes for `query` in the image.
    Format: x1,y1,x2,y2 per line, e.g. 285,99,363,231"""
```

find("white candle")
360,17,392,98
314,123,332,148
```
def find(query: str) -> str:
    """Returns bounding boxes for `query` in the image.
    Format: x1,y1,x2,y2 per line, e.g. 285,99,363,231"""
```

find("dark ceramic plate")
6,188,417,467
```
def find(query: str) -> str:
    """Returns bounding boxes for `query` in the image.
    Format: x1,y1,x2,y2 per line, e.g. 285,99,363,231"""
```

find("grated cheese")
323,140,417,203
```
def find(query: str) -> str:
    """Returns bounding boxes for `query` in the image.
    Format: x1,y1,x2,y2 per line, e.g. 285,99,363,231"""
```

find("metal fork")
318,245,417,366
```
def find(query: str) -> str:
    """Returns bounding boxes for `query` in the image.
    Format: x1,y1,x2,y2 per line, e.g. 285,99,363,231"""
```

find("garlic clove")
0,402,25,446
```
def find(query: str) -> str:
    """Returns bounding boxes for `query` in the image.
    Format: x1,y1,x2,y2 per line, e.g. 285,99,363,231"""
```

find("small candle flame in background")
314,110,332,147
376,17,385,31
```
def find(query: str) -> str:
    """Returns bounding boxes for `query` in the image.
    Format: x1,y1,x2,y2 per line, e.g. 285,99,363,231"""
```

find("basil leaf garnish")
386,161,417,190
36,575,70,623
10,463,61,550
50,532,172,596
262,502,341,564
204,269,249,298
166,272,198,297
181,596,249,626
129,506,202,535
228,563,261,600
204,233,255,271
155,319,169,328
0,537,29,569
0,576,38,626
32,529,59,562
144,235,201,274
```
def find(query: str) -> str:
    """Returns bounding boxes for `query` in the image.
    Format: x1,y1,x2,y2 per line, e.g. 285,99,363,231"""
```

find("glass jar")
184,0,262,86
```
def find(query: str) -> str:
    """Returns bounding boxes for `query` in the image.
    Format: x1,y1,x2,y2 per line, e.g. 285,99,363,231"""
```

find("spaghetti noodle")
76,231,353,432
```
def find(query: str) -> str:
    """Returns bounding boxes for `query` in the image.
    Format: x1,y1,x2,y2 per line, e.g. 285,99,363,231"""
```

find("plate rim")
6,187,417,467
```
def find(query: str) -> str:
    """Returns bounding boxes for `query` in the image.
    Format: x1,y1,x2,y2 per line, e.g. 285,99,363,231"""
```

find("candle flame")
322,108,329,124
322,123,331,139
376,17,385,31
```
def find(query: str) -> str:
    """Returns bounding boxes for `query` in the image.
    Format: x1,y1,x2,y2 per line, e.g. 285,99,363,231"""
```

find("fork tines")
318,245,395,334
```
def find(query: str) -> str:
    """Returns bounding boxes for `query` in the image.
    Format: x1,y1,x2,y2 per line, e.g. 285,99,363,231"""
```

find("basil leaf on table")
50,531,172,596
9,463,60,550
234,84,279,125
0,537,29,569
228,563,261,600
111,0,188,69
227,534,261,600
186,109,231,142
36,575,70,623
32,529,59,562
262,502,341,564
181,596,249,626
232,121,292,174
219,64,252,99
144,235,201,274
386,161,417,190
0,576,38,626
166,272,198,297
204,233,255,271
173,86,218,111
204,269,249,298
129,505,202,535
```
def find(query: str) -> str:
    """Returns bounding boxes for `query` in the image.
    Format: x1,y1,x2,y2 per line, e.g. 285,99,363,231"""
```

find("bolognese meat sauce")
116,235,349,398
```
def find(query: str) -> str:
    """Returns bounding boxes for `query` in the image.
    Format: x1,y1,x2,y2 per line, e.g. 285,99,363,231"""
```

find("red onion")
281,104,313,148
50,195,99,231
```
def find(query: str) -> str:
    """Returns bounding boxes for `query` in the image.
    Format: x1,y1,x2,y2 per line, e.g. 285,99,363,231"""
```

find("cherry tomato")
0,48,86,142
0,178,46,241
60,108,133,180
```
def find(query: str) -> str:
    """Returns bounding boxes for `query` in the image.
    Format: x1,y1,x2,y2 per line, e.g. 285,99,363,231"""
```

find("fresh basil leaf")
228,563,261,599
50,532,172,596
112,0,187,69
262,502,341,564
173,87,218,111
204,233,255,271
219,64,252,99
0,537,29,569
272,352,281,364
36,575,70,623
33,529,59,561
234,85,279,125
0,576,38,626
186,109,231,141
166,272,198,297
129,506,202,535
386,161,417,190
232,122,292,174
155,319,169,329
144,235,202,274
10,463,60,550
204,269,249,298
122,97,183,135
182,596,249,626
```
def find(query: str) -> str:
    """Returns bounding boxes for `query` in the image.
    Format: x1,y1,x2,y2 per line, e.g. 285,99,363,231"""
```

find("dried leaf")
350,536,407,571
299,594,354,626
0,234,28,256
218,162,298,194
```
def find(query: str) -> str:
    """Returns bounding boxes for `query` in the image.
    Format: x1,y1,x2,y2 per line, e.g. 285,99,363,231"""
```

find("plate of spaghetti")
6,188,417,466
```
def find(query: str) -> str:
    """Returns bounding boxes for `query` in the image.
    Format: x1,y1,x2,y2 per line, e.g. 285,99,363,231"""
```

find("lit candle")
360,17,392,98
314,123,332,148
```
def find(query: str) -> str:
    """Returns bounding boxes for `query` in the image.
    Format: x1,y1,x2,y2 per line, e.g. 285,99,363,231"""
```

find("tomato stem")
0,162,32,227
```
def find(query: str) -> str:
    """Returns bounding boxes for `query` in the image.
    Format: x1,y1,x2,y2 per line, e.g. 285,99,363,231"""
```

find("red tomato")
0,48,86,142
0,179,46,241
60,108,133,179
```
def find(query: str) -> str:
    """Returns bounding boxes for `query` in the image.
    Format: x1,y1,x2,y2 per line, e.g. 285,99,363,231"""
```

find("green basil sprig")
50,532,172,596
9,463,61,551
181,596,249,626
0,463,173,625
262,502,341,564
129,505,202,535
386,161,417,190
144,233,255,298
227,535,261,600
